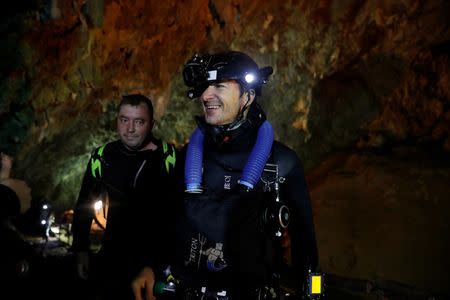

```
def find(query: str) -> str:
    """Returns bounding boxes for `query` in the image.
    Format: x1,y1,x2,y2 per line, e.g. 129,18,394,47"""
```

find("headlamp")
245,73,255,83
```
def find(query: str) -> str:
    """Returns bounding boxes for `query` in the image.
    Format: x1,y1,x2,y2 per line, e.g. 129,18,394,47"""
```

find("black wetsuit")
174,104,318,299
72,138,177,299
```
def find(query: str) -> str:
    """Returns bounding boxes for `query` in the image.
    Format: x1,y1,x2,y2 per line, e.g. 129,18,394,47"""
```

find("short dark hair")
118,94,154,120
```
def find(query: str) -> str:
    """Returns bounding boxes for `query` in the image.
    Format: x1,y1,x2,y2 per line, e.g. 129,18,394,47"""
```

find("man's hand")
75,251,90,280
132,267,156,300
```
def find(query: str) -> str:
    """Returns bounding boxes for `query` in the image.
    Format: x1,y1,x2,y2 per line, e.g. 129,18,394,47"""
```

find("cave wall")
1,0,449,294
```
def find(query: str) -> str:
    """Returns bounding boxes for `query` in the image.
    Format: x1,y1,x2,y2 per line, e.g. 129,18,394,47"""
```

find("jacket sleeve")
71,151,97,253
277,145,319,282
132,144,185,277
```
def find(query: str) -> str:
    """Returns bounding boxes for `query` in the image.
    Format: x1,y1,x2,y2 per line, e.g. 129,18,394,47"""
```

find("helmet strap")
228,89,254,131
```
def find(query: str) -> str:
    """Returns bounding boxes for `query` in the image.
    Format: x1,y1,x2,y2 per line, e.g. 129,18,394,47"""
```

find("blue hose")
238,120,274,189
184,127,204,193
185,121,274,193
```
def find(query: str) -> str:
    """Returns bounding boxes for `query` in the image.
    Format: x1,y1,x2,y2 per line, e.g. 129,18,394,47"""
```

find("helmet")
182,51,273,99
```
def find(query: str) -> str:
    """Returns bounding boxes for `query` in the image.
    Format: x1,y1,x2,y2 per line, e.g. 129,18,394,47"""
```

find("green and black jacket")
71,138,178,277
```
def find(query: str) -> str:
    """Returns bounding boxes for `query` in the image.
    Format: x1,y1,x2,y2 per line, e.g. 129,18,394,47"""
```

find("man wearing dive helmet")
132,51,318,300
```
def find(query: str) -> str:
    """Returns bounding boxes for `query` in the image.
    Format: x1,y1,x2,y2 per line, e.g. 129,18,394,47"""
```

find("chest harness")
184,121,289,237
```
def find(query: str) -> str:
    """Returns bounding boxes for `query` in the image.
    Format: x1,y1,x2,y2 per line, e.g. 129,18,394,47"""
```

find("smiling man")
201,80,244,125
132,51,318,300
72,94,177,300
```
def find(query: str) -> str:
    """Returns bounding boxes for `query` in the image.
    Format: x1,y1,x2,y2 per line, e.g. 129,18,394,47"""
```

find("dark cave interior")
1,1,449,299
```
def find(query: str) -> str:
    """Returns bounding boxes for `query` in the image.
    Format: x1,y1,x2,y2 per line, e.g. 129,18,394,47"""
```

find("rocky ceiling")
1,0,449,296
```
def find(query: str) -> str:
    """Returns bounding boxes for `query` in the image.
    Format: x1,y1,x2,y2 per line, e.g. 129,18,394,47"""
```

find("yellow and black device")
307,271,324,299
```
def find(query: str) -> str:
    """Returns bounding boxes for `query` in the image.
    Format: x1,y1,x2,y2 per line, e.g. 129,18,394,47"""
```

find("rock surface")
0,0,449,294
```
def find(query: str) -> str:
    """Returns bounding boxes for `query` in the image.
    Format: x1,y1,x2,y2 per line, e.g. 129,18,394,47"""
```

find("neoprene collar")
195,102,266,148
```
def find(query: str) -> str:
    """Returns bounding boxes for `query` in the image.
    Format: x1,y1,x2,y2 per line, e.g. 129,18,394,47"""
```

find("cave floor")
2,236,446,300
